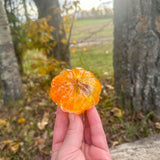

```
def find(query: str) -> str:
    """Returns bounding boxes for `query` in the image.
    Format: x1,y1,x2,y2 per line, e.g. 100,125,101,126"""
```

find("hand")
51,106,112,160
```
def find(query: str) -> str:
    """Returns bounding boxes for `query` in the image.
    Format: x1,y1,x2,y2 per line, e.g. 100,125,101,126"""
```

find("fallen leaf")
40,149,50,155
0,119,7,128
37,112,49,130
61,38,67,44
18,100,24,105
103,72,109,76
71,48,76,54
17,118,26,124
111,141,119,147
155,122,160,129
25,106,32,111
111,107,123,118
9,142,20,154
106,84,114,90
83,48,87,52
72,40,77,44
2,140,13,144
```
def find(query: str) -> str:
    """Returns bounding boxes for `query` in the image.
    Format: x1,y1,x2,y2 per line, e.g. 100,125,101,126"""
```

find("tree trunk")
4,0,24,74
34,0,70,67
114,0,160,118
0,0,23,105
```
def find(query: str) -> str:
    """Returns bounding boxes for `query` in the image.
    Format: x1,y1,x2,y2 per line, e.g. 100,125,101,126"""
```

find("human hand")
51,106,112,160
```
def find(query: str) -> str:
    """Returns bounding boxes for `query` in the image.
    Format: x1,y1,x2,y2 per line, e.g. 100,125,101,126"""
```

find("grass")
71,41,113,79
71,18,113,79
71,18,113,42
74,18,112,27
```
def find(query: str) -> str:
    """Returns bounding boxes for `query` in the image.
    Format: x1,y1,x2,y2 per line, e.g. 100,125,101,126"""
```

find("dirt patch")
71,36,113,47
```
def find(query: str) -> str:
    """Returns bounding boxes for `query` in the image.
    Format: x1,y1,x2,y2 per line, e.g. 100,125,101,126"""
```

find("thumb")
62,113,83,148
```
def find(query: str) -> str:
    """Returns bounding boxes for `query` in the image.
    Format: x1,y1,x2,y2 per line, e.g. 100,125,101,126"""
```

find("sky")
59,0,113,10
79,0,113,10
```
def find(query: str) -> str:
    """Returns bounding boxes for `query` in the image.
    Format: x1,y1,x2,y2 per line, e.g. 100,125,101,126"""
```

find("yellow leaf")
0,119,7,126
17,118,26,124
112,107,123,118
39,67,46,76
47,64,55,72
10,142,20,154
18,100,24,105
52,41,57,47
71,48,76,54
83,48,87,52
72,40,77,44
61,38,67,44
2,140,13,144
40,149,50,155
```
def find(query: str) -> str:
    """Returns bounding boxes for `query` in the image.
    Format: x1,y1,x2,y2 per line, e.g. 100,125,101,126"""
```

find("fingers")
52,106,69,146
86,106,109,151
84,112,91,144
62,113,84,148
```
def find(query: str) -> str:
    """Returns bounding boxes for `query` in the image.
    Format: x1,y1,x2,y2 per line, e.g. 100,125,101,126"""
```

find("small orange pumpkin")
50,68,101,114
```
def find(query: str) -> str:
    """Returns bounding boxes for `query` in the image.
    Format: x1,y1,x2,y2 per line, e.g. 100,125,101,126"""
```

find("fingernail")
69,113,75,122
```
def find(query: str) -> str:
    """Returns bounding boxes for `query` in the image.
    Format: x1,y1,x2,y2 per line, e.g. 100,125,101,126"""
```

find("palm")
52,142,85,160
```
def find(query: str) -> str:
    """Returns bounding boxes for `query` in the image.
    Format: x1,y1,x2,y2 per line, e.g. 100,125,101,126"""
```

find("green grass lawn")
71,42,113,79
71,18,113,79
74,18,112,27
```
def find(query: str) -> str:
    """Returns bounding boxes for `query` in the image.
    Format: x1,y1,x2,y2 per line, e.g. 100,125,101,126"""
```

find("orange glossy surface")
50,68,101,114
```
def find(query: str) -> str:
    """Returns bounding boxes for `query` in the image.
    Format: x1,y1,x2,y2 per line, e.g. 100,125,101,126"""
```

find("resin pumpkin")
50,68,101,114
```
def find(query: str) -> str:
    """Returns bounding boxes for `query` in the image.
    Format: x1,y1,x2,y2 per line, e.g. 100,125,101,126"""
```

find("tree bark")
114,0,160,118
0,0,23,105
4,0,24,74
34,0,70,67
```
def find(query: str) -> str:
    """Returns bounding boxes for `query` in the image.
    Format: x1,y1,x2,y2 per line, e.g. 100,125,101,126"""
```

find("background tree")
4,0,29,74
34,0,70,66
0,0,23,105
114,0,160,119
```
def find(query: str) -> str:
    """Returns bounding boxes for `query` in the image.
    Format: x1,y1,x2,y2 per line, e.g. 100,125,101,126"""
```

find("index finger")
52,106,69,145
86,106,109,151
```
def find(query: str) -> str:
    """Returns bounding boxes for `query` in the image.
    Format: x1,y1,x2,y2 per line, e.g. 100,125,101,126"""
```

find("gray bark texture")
114,0,160,118
0,0,23,105
34,0,70,66
110,134,160,160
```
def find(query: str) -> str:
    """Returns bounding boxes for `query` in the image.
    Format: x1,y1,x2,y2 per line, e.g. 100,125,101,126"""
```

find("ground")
0,18,159,160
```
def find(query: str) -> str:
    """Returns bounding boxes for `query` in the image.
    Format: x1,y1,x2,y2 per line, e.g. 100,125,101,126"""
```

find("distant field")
71,18,113,79
74,18,112,27
71,18,113,42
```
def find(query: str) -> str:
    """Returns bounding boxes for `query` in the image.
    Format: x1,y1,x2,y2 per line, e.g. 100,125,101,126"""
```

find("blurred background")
0,0,160,159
